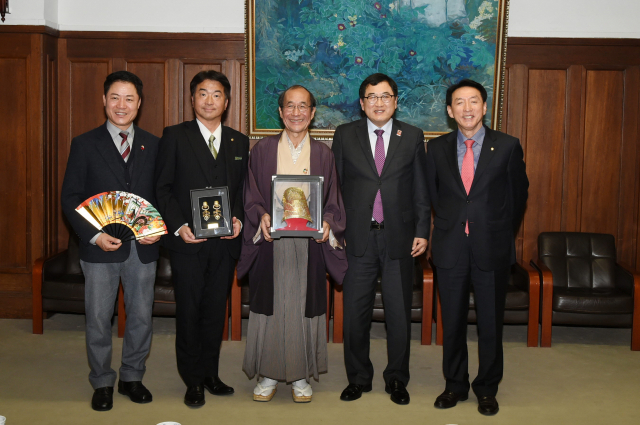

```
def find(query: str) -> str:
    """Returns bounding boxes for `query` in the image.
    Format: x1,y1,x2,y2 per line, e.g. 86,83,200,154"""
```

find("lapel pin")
231,138,234,141
396,130,402,136
491,147,494,151
141,145,145,151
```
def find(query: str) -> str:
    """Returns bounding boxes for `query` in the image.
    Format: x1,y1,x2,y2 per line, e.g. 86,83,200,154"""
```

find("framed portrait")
270,175,324,239
246,0,509,140
190,186,233,238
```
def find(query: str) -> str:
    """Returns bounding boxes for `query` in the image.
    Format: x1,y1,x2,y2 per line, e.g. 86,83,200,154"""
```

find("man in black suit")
332,73,430,405
61,71,161,411
426,79,528,415
154,70,249,407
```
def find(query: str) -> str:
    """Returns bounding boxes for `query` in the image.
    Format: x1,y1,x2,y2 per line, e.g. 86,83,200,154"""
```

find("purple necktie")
372,129,385,223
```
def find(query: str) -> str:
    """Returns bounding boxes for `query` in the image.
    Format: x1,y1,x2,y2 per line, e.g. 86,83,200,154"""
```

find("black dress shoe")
434,390,468,409
385,380,410,405
204,376,234,395
91,387,114,411
118,380,153,404
184,385,205,407
478,396,499,415
339,383,372,401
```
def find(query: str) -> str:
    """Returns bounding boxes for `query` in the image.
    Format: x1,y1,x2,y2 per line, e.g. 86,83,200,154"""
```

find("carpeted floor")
0,314,638,425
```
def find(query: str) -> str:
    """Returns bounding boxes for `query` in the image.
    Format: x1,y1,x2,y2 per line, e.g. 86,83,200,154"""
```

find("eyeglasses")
363,94,396,105
284,104,310,113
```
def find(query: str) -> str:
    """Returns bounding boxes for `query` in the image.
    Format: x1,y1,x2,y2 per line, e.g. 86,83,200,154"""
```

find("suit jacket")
154,120,249,259
60,122,160,264
426,126,529,271
332,118,431,259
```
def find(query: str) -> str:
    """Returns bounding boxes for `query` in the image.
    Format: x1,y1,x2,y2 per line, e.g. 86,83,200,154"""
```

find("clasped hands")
178,217,242,244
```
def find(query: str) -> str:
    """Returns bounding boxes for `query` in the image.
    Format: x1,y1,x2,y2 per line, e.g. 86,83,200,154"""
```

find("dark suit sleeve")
60,137,101,243
412,131,431,240
154,127,187,234
331,126,344,191
508,139,529,231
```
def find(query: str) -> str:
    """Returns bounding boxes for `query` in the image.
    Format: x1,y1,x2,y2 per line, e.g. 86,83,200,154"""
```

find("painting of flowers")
247,0,508,138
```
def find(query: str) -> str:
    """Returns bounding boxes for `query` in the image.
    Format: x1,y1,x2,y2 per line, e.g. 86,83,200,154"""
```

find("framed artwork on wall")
246,0,509,139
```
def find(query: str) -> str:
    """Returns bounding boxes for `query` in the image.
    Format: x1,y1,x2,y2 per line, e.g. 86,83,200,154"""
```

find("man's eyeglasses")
284,104,310,113
363,94,396,105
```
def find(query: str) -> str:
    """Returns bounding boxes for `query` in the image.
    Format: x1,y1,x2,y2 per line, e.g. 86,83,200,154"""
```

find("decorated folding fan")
76,191,168,242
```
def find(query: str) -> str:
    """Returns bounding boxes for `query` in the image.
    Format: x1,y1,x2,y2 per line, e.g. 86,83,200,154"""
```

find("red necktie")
120,131,130,162
461,139,475,234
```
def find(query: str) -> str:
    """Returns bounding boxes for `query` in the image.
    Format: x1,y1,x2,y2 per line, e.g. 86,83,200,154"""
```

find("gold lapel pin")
491,147,494,151
231,138,234,141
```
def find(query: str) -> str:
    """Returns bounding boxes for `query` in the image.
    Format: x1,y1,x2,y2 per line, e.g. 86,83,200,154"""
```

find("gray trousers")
80,241,156,389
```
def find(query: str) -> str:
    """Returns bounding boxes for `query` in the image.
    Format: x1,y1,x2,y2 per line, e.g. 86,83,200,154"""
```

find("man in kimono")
237,85,347,403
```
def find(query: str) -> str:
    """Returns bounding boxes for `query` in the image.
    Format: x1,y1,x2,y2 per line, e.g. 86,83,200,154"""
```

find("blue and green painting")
253,0,500,132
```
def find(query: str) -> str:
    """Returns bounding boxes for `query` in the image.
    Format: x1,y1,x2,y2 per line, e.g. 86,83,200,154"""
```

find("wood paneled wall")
0,27,639,318
504,38,640,266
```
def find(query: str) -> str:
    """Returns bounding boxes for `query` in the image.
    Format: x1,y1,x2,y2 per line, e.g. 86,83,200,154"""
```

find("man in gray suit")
61,71,160,411
332,73,430,405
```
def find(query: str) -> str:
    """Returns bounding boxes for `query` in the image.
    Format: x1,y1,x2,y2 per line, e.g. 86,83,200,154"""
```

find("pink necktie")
461,139,475,234
372,129,385,223
119,131,130,163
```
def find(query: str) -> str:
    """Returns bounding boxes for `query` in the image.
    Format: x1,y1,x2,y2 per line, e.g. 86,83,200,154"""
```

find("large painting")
246,0,509,139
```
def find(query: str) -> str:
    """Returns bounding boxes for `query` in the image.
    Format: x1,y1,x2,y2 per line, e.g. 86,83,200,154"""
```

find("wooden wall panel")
127,61,166,138
0,58,28,269
521,69,567,262
70,61,110,139
580,70,624,236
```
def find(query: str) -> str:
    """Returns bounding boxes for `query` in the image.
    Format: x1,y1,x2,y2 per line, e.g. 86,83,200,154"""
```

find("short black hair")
359,73,398,99
446,79,487,106
277,85,317,108
104,71,143,98
190,70,231,99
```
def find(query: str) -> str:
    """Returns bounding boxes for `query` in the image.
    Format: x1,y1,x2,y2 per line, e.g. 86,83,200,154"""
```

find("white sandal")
292,381,312,403
253,380,277,402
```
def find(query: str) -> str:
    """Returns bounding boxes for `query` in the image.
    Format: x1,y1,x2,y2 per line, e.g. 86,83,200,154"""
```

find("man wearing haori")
237,85,347,403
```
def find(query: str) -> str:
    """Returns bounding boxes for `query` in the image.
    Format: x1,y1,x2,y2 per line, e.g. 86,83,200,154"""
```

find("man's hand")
411,237,428,257
221,217,241,240
178,225,206,244
260,213,273,243
96,233,122,252
315,221,330,243
138,235,161,245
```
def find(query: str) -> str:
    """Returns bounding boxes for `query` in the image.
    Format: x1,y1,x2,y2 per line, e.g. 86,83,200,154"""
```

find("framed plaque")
270,175,324,239
190,186,232,238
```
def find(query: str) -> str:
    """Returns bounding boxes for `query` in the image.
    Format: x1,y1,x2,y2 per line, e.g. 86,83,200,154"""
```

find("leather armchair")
434,260,540,347
531,232,640,350
331,257,434,345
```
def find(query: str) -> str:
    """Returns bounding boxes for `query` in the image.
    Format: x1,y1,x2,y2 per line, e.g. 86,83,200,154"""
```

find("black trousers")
170,239,234,387
343,228,414,386
436,236,509,397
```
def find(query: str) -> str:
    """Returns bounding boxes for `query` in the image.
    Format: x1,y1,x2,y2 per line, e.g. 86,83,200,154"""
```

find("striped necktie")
119,131,130,162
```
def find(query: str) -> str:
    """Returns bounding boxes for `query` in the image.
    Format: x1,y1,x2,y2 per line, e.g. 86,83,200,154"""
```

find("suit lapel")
445,131,467,194
356,119,378,176
220,126,235,186
470,127,497,193
95,124,128,189
381,121,401,176
185,120,215,186
129,126,147,191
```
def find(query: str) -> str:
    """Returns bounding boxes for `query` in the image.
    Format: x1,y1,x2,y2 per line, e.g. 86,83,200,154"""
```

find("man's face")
278,87,316,137
103,81,141,131
447,86,487,136
359,81,398,128
191,79,228,125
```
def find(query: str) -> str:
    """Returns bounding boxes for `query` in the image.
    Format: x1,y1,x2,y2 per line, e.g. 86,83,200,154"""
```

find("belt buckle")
371,221,383,230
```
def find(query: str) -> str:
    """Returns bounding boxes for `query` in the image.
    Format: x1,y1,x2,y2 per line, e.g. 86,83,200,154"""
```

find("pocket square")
235,156,243,160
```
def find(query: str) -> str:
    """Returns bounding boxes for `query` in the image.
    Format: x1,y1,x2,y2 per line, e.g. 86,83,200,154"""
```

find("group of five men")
61,69,528,416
